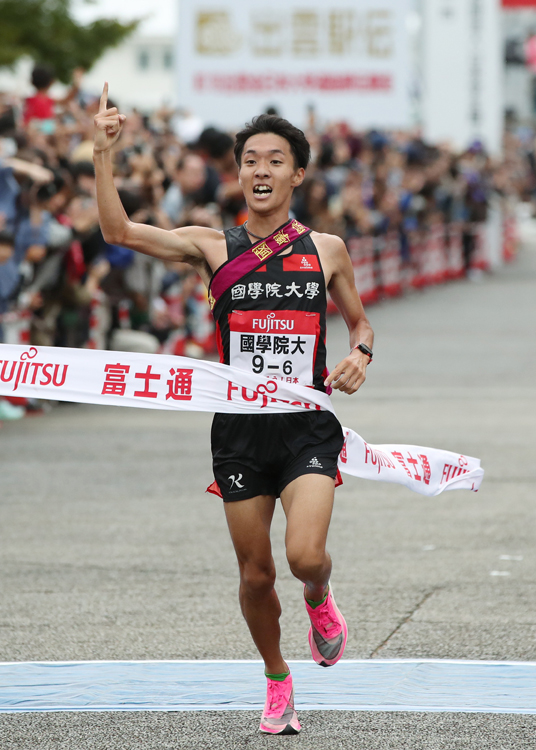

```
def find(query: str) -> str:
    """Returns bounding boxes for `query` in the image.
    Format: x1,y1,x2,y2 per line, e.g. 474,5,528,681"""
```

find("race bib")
228,310,320,385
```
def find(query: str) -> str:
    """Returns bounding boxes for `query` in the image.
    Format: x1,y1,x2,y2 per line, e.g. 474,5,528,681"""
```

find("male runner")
93,85,373,734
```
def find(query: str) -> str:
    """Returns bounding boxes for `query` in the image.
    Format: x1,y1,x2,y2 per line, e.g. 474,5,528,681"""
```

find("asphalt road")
1,242,535,748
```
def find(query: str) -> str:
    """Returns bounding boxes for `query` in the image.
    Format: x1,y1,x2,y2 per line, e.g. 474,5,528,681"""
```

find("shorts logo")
307,457,323,469
228,473,245,489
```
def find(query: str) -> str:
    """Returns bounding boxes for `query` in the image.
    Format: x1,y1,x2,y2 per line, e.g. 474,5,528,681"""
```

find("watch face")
358,344,373,356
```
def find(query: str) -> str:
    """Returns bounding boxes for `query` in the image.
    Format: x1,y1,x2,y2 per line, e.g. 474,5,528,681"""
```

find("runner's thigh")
280,474,335,558
224,494,277,566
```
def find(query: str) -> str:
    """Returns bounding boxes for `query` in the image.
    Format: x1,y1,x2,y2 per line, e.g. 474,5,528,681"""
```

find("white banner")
422,0,502,155
177,0,412,129
0,344,484,496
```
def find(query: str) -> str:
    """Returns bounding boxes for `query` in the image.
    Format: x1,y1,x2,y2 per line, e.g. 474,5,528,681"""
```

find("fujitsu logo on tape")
252,312,295,332
0,347,68,393
364,442,396,474
226,378,320,411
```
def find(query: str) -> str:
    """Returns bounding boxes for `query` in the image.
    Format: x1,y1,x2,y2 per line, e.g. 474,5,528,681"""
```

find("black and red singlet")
212,225,329,393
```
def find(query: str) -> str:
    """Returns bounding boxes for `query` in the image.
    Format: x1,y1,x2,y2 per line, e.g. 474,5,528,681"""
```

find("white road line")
1,660,535,714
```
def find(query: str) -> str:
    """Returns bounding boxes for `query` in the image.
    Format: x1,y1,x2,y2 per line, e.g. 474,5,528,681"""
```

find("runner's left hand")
324,350,369,394
94,82,126,153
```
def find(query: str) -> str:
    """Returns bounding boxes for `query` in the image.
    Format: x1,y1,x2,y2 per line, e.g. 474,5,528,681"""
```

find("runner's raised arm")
93,83,225,283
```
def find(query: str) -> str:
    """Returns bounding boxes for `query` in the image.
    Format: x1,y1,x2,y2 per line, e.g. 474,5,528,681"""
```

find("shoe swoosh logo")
312,628,343,659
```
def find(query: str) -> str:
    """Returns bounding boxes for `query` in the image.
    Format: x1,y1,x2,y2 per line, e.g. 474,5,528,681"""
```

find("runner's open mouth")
253,185,273,194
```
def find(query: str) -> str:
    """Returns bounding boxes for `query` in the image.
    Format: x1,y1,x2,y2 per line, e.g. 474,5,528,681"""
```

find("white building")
72,0,176,111
82,35,175,112
0,0,176,112
0,33,175,113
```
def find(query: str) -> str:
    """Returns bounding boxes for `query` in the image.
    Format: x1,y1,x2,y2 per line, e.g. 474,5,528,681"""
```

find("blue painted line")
0,660,535,714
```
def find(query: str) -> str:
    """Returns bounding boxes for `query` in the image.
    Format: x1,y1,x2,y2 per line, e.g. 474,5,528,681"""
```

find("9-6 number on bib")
229,310,319,385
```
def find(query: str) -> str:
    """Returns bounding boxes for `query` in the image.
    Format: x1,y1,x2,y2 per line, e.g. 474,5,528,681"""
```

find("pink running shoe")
305,584,348,667
259,673,301,735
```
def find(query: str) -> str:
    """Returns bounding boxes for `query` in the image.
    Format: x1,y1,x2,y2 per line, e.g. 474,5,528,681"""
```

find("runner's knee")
240,560,276,599
286,546,329,583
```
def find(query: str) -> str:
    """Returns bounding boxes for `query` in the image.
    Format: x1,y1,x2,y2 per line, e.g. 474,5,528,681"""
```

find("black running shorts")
211,410,344,502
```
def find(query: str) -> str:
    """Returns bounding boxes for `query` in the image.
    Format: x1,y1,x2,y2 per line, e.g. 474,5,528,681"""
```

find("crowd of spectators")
0,65,531,419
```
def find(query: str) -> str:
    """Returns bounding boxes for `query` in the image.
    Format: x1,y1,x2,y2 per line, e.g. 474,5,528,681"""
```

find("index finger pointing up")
99,82,108,114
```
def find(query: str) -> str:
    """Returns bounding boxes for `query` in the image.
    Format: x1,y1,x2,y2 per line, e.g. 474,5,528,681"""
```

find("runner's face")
239,133,305,214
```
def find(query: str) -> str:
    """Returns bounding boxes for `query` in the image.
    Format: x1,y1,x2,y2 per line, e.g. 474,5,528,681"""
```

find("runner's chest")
214,236,327,386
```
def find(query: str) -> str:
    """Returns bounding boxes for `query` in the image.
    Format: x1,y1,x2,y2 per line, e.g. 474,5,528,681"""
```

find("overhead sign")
177,0,412,129
422,0,503,155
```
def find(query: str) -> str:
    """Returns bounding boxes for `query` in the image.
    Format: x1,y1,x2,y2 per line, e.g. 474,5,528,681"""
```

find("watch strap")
352,343,373,362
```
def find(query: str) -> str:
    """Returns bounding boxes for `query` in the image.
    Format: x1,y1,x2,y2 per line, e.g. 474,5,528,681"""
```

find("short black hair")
196,127,234,159
36,172,65,203
71,161,95,180
0,230,14,246
31,64,55,90
234,114,310,171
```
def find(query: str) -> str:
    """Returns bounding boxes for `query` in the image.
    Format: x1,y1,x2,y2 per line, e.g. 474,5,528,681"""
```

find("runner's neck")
243,211,292,241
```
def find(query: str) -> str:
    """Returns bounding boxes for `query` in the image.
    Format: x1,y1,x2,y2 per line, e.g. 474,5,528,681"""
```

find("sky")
71,0,177,37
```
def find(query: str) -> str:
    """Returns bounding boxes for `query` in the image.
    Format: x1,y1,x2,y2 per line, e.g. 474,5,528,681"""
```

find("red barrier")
378,232,402,298
86,290,108,350
160,328,186,356
2,309,32,345
419,223,448,285
347,235,378,305
160,280,216,354
410,232,427,289
502,211,518,263
447,223,465,279
118,299,131,329
344,210,516,308
470,223,490,271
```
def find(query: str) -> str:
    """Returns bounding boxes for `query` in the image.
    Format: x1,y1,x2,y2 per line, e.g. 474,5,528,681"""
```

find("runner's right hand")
93,82,126,153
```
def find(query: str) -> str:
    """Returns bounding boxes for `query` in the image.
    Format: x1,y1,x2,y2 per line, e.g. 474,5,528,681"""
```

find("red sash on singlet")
208,219,312,311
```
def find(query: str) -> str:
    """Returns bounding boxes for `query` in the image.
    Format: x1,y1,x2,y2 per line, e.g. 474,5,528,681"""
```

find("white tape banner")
0,344,484,496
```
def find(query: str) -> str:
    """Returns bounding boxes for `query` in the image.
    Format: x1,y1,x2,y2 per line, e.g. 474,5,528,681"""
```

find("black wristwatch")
353,343,373,362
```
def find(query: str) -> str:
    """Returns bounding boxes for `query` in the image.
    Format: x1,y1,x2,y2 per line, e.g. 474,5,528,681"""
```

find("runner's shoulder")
310,232,348,264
